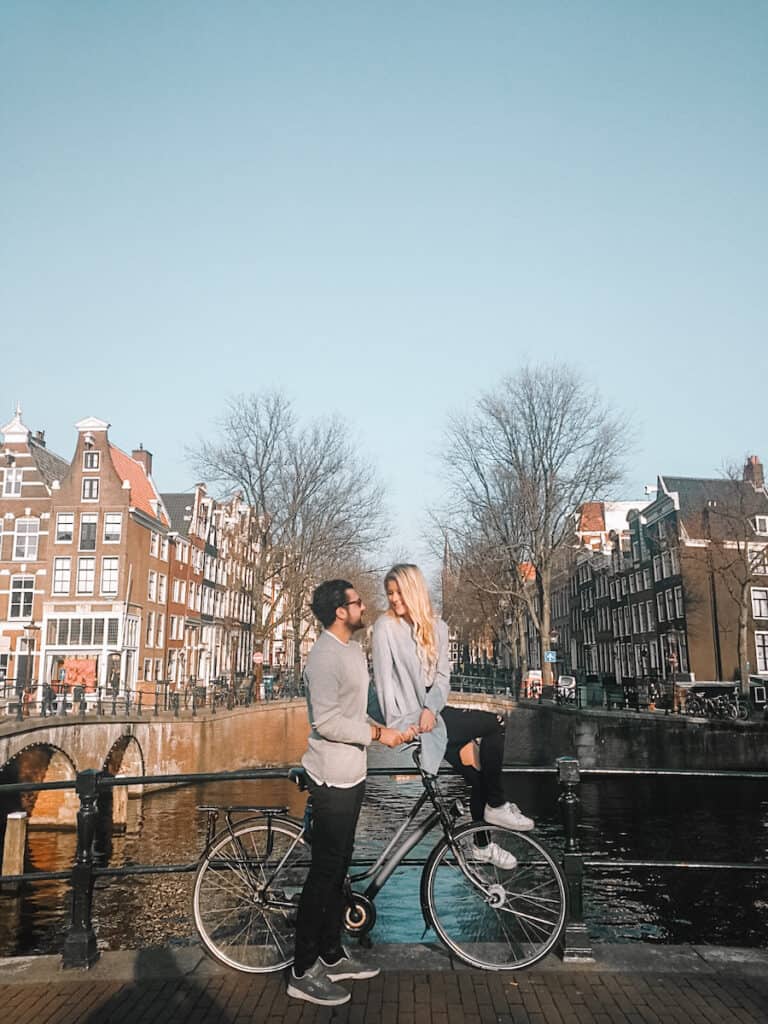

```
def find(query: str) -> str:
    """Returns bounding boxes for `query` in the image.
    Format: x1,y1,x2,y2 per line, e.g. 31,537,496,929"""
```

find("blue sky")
2,2,766,571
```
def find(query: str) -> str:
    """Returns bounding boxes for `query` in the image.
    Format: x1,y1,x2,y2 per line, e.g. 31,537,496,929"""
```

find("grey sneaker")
320,948,381,981
484,801,535,832
287,960,351,1005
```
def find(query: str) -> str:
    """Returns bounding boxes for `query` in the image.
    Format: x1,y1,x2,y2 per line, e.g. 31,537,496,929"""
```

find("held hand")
400,724,419,743
379,726,406,748
418,708,437,733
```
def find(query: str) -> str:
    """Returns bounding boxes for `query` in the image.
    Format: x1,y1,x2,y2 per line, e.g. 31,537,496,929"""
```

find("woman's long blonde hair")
385,563,438,677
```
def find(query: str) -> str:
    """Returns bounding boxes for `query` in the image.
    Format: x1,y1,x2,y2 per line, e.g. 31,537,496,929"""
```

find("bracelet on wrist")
373,724,382,742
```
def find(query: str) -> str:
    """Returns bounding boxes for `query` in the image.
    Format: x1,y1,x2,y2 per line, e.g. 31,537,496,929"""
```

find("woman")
372,563,534,870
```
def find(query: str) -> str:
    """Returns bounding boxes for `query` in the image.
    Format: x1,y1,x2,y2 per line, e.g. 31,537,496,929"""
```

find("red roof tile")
109,445,169,526
578,502,605,534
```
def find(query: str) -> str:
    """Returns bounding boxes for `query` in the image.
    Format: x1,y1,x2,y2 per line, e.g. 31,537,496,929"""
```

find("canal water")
1,749,767,957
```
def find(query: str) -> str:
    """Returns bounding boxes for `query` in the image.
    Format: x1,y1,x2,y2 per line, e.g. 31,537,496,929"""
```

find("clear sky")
2,2,766,572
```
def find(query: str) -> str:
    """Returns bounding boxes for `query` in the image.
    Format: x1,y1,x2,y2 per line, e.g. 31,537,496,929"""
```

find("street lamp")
18,621,39,721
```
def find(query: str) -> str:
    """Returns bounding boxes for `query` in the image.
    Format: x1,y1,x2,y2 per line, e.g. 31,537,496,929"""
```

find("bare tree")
189,392,389,670
437,364,628,683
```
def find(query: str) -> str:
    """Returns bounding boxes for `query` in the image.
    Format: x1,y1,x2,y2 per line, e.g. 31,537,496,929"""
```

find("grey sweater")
301,629,372,787
371,614,450,775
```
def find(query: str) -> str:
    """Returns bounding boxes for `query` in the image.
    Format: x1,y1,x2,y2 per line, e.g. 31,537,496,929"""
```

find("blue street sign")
544,650,557,663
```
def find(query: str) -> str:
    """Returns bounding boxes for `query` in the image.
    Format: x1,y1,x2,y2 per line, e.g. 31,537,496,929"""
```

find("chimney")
743,455,764,489
132,443,153,476
32,429,46,447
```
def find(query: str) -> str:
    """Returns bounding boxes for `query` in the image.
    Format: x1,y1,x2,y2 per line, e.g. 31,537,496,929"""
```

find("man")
287,579,402,1007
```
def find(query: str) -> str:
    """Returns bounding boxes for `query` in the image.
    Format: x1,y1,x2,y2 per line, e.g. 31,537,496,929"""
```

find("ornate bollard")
62,769,101,968
556,756,593,961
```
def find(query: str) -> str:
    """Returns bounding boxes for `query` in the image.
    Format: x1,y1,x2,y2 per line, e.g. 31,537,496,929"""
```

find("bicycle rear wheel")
421,822,566,970
193,818,310,973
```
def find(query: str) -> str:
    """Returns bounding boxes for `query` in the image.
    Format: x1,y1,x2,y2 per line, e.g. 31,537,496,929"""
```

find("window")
146,611,155,647
150,532,159,557
665,589,675,620
148,571,157,602
56,513,74,543
83,451,100,470
13,518,39,560
754,516,768,536
53,557,71,595
161,537,169,561
670,548,680,575
643,568,652,590
9,576,34,618
674,585,685,618
143,658,152,681
752,588,768,619
79,514,98,551
108,618,119,645
158,574,167,603
82,478,99,501
103,513,122,543
157,613,165,647
2,467,23,496
656,592,666,623
154,657,163,681
101,557,119,595
653,555,662,582
756,633,768,674
77,557,95,594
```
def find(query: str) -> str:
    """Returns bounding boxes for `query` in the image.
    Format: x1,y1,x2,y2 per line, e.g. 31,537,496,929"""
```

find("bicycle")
191,744,567,975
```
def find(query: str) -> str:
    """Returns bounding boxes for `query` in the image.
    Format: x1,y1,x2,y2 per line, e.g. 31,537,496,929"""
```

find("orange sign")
62,656,98,692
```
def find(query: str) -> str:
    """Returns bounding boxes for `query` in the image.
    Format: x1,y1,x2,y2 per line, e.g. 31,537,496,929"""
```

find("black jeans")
442,706,506,821
293,776,365,975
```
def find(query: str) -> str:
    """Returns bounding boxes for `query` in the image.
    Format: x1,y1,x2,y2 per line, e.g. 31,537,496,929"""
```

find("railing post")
62,769,101,968
556,756,593,961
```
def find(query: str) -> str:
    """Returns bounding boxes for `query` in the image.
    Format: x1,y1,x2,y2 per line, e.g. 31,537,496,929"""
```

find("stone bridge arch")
0,742,80,828
103,734,145,798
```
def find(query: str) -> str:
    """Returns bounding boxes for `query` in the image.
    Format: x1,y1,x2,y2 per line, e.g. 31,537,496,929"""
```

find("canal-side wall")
449,694,768,771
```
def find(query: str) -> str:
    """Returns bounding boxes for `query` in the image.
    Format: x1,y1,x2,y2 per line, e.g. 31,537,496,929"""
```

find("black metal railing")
2,759,766,969
0,673,306,725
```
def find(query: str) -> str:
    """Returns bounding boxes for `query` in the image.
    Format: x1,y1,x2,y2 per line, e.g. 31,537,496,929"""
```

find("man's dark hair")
310,579,354,628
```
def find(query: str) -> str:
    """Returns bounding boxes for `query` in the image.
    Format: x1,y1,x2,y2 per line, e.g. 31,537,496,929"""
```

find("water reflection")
0,760,766,956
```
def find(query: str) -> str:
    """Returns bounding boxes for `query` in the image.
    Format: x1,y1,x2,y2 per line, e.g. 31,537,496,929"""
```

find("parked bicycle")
684,688,750,720
191,744,567,974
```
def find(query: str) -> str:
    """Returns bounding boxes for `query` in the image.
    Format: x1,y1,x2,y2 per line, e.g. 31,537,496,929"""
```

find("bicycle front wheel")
422,822,566,971
193,818,310,973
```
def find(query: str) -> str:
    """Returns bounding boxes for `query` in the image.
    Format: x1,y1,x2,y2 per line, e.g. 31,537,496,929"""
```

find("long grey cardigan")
371,614,451,776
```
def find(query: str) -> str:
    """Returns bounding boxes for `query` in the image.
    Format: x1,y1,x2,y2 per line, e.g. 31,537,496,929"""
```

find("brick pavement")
3,966,768,1024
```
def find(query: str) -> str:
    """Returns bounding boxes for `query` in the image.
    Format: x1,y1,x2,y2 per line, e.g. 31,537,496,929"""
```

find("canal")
1,749,767,957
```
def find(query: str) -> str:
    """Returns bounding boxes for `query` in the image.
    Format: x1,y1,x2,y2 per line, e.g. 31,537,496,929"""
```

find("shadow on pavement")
82,947,235,1024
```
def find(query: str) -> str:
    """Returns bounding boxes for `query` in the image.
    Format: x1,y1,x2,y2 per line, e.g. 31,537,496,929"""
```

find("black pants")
442,706,506,822
293,776,365,975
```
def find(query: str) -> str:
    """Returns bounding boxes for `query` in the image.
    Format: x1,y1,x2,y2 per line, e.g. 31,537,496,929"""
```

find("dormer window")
754,516,768,536
83,451,100,470
2,467,23,497
82,478,99,501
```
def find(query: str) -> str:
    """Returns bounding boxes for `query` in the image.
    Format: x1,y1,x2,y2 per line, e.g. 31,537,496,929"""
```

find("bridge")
0,700,309,827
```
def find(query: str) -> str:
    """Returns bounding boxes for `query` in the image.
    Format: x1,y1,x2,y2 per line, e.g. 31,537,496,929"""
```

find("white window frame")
103,513,122,544
82,477,100,501
76,556,95,594
674,585,685,618
83,451,100,470
656,592,666,623
148,570,157,602
756,632,768,674
13,518,39,560
150,532,159,558
56,512,74,543
754,516,768,536
2,467,23,497
79,513,98,551
158,574,167,603
53,556,71,595
101,556,119,596
146,611,155,647
9,575,34,618
751,587,768,620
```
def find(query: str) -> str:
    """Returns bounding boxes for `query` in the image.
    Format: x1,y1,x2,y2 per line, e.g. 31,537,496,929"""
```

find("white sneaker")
484,801,535,832
471,841,518,870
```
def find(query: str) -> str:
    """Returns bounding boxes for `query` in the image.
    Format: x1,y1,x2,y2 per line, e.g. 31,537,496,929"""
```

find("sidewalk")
1,943,767,1023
